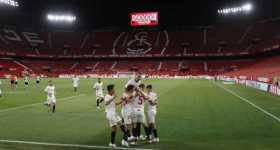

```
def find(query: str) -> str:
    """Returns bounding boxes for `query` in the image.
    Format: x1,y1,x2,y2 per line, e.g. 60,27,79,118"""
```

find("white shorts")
106,112,122,127
47,98,56,105
121,108,132,125
148,110,157,124
132,109,146,124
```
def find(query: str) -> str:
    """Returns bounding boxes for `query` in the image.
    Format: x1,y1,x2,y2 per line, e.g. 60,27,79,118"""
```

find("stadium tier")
0,58,262,78
0,58,25,77
0,19,280,82
0,19,280,56
224,56,280,80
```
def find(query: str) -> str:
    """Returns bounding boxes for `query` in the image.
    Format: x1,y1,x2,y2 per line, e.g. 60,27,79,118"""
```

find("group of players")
9,75,41,89
42,73,160,148
99,74,159,148
0,75,41,98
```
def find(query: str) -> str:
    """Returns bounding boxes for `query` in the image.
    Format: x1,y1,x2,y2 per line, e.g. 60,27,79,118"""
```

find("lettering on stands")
0,29,45,45
22,32,44,44
3,29,21,42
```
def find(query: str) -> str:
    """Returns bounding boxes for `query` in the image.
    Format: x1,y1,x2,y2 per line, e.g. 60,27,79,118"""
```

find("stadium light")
0,0,19,7
47,14,77,23
218,3,253,15
242,3,253,12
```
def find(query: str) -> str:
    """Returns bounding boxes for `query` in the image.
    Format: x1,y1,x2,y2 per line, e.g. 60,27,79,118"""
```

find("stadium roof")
0,0,279,30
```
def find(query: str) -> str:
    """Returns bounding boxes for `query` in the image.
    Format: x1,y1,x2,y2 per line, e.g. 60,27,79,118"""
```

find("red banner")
130,12,158,26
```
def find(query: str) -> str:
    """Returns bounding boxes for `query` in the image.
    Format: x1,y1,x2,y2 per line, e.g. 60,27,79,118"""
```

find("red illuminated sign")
130,12,158,26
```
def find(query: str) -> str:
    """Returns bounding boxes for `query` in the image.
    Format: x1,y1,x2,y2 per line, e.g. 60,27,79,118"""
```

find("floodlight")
47,14,77,23
242,3,253,12
0,0,19,7
218,3,253,15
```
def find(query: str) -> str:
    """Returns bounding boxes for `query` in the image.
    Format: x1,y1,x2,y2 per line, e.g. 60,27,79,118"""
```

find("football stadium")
1,0,280,150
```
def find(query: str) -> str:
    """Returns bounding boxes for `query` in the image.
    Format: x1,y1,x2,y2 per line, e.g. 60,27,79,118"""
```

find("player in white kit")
36,75,41,87
24,76,29,89
121,84,136,141
72,75,80,93
131,84,150,144
44,80,56,113
146,84,159,143
125,73,141,88
104,84,129,148
94,78,104,109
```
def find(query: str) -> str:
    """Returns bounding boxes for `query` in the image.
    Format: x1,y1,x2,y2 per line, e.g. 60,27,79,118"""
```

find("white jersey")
125,78,141,88
15,77,18,82
147,92,158,112
94,82,103,96
132,92,145,112
36,76,40,81
105,94,116,114
105,94,122,127
72,77,79,87
121,92,135,124
44,85,56,99
121,92,135,113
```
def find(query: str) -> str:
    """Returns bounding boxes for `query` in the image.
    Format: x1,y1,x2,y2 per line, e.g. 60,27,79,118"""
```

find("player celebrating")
121,84,135,141
44,80,56,113
125,73,141,88
131,84,150,143
72,75,80,93
146,85,159,143
94,78,104,109
104,84,129,148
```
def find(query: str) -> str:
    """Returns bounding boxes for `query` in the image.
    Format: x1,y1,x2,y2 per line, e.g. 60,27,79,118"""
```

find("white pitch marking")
2,91,28,94
213,81,280,123
0,139,154,150
0,94,86,113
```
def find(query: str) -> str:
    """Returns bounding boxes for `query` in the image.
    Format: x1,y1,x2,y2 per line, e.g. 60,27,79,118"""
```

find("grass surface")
0,78,280,150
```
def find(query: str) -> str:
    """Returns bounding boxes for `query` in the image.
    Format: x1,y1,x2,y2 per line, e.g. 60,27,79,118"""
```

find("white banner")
245,80,269,92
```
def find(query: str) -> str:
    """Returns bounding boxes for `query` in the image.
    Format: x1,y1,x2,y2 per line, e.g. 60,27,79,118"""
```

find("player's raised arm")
136,87,148,99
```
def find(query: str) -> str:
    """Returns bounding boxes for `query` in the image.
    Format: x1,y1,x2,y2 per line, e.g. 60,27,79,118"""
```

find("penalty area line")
213,81,280,123
0,94,86,113
0,139,154,150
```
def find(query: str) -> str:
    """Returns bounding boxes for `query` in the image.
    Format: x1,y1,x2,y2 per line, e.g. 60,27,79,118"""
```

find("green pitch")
0,78,280,150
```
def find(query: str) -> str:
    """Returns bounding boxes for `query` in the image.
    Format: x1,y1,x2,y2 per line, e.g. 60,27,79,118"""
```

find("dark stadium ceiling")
0,0,279,30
